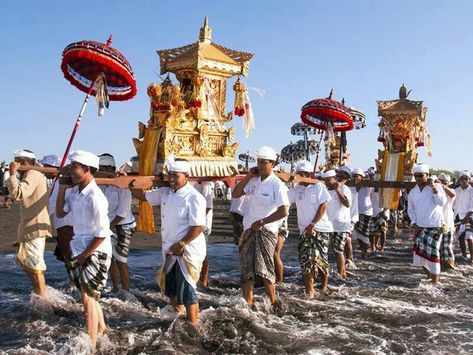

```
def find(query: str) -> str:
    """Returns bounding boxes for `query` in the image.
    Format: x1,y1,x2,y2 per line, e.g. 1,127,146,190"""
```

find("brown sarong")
239,227,277,284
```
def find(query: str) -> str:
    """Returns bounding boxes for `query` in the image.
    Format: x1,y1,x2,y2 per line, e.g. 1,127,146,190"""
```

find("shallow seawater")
1,234,473,354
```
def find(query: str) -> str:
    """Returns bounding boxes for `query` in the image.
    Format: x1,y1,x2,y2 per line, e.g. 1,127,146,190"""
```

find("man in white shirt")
452,171,473,262
288,160,332,298
2,162,11,208
370,188,389,252
437,173,456,270
408,164,447,284
346,167,363,266
98,153,136,292
131,156,207,325
42,155,76,273
232,146,289,310
56,150,113,348
192,180,214,288
353,170,375,259
325,169,351,279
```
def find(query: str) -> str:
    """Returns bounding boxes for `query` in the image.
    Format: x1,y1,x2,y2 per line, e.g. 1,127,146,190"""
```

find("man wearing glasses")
408,163,447,284
452,171,473,263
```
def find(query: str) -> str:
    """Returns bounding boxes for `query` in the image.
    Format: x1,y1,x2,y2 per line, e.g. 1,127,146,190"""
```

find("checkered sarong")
68,251,111,300
278,218,289,239
112,222,135,263
298,230,330,276
330,232,349,253
412,227,442,263
454,215,473,237
440,231,454,262
354,214,376,237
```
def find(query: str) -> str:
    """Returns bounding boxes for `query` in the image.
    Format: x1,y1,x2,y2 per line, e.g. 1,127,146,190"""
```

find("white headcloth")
295,160,313,173
413,163,429,174
14,149,36,160
68,150,99,169
322,170,336,178
40,154,61,167
167,155,190,173
255,146,277,161
351,167,365,177
99,154,116,167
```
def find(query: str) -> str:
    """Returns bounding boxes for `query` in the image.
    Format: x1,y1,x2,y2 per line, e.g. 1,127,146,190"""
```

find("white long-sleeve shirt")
357,187,374,216
407,184,447,228
348,186,359,224
452,185,473,219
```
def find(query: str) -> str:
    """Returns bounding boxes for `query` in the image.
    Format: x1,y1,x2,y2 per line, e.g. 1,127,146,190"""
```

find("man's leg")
344,237,354,263
200,258,209,288
320,271,329,293
96,300,107,334
170,297,185,313
459,234,467,258
109,259,120,292
80,288,99,348
335,252,346,278
431,273,440,284
27,270,47,297
303,272,316,298
274,235,285,283
467,239,473,264
359,240,368,259
378,231,386,251
186,303,199,324
242,280,254,307
262,278,277,305
117,261,130,291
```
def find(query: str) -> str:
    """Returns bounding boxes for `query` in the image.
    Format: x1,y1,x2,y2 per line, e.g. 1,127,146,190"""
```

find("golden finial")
199,16,212,43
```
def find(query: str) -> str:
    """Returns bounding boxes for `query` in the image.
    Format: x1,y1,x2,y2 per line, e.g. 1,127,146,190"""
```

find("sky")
1,0,473,171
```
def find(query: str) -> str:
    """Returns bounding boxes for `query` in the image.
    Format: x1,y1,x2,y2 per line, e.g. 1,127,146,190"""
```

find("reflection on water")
1,235,473,354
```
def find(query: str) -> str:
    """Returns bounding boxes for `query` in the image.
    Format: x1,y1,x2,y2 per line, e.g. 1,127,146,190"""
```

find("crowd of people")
3,146,472,347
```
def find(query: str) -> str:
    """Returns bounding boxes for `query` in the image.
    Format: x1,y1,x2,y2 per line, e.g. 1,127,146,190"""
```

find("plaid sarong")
412,227,442,263
440,231,454,263
298,230,330,276
68,251,111,300
229,212,244,244
112,222,135,263
354,214,376,237
330,232,349,253
371,214,388,233
454,215,473,237
278,218,289,239
239,227,277,284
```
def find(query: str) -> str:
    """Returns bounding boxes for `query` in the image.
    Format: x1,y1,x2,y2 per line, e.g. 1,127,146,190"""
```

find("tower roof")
156,17,253,77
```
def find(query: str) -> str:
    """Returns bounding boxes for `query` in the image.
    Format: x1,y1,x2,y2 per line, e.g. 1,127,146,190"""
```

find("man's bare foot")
200,280,209,289
98,327,108,335
305,290,317,299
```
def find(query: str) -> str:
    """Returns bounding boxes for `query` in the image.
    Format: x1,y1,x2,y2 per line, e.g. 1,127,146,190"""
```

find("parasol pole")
59,80,97,167
313,130,324,174
49,79,97,197
304,130,309,161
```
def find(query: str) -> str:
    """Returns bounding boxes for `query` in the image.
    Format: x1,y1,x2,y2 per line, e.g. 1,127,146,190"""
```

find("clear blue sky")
1,1,472,171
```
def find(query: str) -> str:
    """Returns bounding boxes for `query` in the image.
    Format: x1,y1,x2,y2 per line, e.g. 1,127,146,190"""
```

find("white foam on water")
54,332,94,355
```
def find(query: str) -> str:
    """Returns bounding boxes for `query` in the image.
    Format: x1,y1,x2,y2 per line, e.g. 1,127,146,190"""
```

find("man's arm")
170,225,205,256
335,185,350,208
252,205,289,232
56,184,70,219
76,237,105,265
305,202,328,236
7,163,38,201
232,173,254,198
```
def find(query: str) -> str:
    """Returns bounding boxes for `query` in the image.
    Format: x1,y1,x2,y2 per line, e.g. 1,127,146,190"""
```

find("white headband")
322,170,336,178
167,155,190,173
14,149,36,160
40,154,61,167
351,167,365,177
99,154,116,167
295,160,314,173
255,146,277,161
69,150,99,169
413,163,429,174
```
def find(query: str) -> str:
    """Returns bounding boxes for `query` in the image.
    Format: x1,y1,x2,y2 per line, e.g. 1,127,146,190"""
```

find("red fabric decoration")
300,95,354,132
